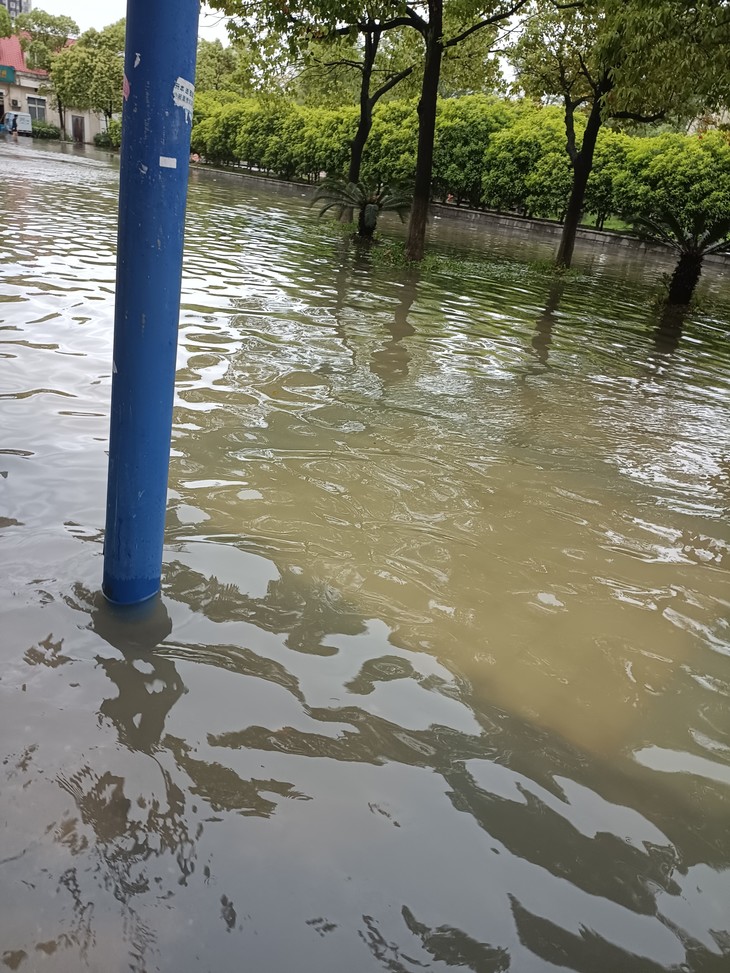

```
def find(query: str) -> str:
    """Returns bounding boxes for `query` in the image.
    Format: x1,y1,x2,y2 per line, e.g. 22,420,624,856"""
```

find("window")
27,96,46,123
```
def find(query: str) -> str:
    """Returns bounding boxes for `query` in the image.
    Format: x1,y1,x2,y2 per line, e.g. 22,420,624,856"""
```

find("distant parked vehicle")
2,111,33,136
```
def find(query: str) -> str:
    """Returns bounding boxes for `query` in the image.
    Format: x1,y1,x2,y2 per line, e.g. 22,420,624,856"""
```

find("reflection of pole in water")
52,589,198,964
67,585,182,752
369,276,418,386
87,592,183,753
531,278,565,366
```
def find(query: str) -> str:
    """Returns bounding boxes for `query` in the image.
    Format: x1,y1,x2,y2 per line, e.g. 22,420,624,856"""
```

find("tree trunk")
556,98,603,269
57,95,66,140
357,207,375,238
348,108,372,185
348,30,378,185
405,7,442,263
667,251,703,305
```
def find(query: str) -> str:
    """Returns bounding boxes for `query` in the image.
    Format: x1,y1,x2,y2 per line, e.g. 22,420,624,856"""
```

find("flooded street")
1,140,729,972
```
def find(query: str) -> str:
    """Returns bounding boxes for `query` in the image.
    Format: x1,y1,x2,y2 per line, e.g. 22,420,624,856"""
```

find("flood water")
1,140,729,973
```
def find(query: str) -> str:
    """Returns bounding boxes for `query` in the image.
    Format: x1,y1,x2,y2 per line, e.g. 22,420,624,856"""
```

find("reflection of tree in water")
327,241,420,386
509,894,730,973
160,560,729,869
166,734,311,817
369,277,418,386
640,303,699,386
205,671,728,972
354,908,510,972
24,633,71,668
640,301,695,385
531,278,565,366
328,239,363,370
41,762,196,969
58,579,729,972
651,302,687,358
169,556,367,655
402,906,510,972
444,759,685,915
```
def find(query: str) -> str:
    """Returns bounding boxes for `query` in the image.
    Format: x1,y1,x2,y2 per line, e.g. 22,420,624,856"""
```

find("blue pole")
103,0,199,605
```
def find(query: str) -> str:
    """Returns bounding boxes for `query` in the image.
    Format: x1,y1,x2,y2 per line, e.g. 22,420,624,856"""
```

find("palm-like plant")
312,177,411,240
631,211,730,305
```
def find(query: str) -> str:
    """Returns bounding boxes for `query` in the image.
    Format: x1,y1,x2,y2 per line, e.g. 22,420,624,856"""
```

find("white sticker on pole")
172,77,195,124
159,156,177,169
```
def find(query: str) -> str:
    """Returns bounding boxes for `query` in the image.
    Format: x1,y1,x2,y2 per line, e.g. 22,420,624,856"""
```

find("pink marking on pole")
123,74,130,100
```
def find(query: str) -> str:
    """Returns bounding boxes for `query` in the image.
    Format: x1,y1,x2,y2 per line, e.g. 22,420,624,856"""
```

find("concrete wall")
431,202,730,267
192,164,730,270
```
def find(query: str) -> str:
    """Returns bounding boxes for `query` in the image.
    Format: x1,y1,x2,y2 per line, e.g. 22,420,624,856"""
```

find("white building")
0,1,33,19
0,32,105,143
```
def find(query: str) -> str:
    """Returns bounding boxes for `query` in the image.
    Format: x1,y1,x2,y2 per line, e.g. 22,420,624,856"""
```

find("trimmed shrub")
32,121,61,140
94,119,121,149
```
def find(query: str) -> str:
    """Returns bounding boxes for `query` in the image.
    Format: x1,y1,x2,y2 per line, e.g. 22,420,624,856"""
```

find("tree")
361,98,419,185
481,105,577,217
216,1,519,257
196,38,256,96
293,32,403,108
0,6,12,39
633,212,730,305
615,131,730,229
615,130,730,303
49,20,125,130
79,21,126,126
14,9,78,70
511,0,730,268
399,0,529,261
221,3,420,188
583,129,631,229
312,176,411,237
293,15,504,188
433,95,516,205
16,9,79,139
49,44,92,137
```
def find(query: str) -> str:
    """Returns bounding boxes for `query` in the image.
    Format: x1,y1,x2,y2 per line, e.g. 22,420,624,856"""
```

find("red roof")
0,34,47,76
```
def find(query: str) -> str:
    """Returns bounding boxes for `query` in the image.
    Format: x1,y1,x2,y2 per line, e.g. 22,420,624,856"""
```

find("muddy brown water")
1,140,729,972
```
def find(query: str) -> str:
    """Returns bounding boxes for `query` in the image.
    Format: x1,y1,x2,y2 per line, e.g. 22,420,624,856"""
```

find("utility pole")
103,0,199,604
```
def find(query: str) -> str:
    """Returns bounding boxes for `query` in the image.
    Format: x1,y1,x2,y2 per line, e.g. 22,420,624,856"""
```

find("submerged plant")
312,177,411,240
630,212,730,306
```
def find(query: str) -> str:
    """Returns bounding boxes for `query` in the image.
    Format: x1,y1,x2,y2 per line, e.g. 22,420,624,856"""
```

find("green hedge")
32,121,61,140
94,119,121,149
190,89,730,230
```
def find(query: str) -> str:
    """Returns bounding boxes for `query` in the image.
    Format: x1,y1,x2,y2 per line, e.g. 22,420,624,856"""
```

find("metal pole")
103,0,199,605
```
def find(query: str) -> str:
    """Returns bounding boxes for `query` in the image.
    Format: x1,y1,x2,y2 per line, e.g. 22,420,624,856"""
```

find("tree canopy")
14,8,79,71
0,5,12,39
510,0,730,266
195,37,258,96
32,0,728,272
49,20,125,125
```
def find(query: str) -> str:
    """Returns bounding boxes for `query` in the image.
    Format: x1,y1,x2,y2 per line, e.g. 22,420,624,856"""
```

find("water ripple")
1,140,729,973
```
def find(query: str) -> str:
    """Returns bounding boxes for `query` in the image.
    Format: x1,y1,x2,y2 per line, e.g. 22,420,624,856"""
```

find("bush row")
93,119,122,149
191,92,730,228
32,121,60,139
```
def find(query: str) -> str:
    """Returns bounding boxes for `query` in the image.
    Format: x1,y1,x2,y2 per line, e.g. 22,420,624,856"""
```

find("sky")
35,1,231,43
